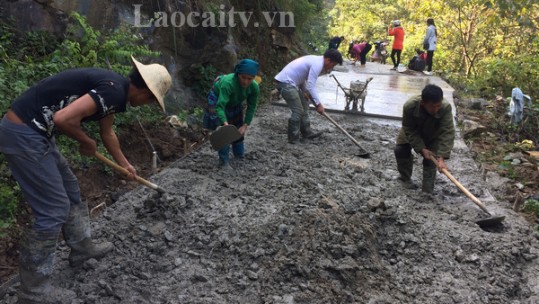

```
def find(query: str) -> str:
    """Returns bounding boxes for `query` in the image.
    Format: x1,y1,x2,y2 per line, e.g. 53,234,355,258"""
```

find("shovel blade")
210,125,242,150
357,151,370,158
476,215,505,228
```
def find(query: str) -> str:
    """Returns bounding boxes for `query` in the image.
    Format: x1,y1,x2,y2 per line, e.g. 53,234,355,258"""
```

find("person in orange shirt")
388,20,405,70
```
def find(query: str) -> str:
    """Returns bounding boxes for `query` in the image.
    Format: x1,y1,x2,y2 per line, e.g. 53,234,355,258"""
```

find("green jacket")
214,73,259,125
396,95,455,158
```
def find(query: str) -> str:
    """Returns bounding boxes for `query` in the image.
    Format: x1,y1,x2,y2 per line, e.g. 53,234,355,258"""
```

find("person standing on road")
423,18,438,75
394,84,455,193
274,49,343,144
328,36,345,50
0,56,172,303
203,59,260,168
388,20,405,70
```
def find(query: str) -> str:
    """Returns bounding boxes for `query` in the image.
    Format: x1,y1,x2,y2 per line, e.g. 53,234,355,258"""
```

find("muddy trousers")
218,140,244,165
276,82,315,143
395,143,437,193
0,117,112,301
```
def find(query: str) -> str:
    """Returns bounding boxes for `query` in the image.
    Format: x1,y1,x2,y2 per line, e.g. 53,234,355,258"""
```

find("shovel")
321,111,370,158
428,155,505,227
95,152,166,194
209,125,243,150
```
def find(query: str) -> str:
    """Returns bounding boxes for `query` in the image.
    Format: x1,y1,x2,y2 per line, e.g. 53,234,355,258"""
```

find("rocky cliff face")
0,0,301,110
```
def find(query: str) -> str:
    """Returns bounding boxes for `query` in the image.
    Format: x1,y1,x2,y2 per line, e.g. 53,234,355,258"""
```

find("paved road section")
273,59,455,119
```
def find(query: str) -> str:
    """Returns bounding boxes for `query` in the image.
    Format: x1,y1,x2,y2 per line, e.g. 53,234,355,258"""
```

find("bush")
523,199,539,217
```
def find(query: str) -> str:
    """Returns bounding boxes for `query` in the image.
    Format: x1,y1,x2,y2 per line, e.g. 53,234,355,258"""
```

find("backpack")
408,56,426,71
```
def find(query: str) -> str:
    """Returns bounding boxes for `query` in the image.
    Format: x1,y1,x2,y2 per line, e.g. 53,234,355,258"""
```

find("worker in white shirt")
274,49,343,144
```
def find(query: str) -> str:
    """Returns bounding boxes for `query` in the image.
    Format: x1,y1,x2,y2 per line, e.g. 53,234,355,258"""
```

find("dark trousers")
391,49,402,68
359,44,372,65
0,116,81,234
426,51,434,71
394,143,435,168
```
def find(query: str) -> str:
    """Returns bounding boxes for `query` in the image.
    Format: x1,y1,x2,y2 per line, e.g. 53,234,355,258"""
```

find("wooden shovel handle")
94,152,165,193
427,155,491,215
321,112,369,156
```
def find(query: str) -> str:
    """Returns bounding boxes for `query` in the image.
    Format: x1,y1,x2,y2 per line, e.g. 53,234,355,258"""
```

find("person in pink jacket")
350,40,372,66
388,20,405,70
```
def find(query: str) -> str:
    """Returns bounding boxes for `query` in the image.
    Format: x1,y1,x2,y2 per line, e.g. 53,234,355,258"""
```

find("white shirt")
274,55,324,105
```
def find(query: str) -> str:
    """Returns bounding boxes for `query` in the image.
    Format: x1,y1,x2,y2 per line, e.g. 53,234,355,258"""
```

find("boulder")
462,119,487,138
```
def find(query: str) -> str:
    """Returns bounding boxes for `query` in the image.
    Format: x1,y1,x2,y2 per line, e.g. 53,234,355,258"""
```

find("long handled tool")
428,155,504,227
95,152,166,194
321,112,370,158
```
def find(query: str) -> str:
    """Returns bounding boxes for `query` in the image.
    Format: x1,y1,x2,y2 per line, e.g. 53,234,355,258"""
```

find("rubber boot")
17,230,76,304
287,119,300,144
218,145,230,166
300,126,322,139
62,201,113,267
396,157,417,189
422,165,437,193
232,141,244,159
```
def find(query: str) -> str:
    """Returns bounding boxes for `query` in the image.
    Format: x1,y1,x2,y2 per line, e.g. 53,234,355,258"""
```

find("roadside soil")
456,100,539,216
2,100,539,303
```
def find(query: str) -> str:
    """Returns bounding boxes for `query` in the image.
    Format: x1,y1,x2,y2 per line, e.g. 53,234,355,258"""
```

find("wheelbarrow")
330,74,373,112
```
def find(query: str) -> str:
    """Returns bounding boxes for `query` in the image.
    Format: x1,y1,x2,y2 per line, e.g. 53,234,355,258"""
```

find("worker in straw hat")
0,55,171,303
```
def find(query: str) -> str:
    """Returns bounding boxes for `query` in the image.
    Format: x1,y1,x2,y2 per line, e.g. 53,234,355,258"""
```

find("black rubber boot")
287,119,301,144
17,230,76,304
62,201,113,267
300,121,322,140
396,157,417,189
422,165,437,193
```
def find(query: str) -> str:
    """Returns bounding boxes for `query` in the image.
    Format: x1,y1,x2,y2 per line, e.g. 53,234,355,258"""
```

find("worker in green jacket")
203,59,260,167
394,84,455,193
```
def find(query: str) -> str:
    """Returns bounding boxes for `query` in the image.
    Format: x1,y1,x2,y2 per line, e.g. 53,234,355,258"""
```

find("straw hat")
131,55,172,112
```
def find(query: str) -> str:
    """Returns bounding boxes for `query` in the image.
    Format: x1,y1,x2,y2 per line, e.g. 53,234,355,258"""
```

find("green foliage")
523,199,539,216
299,6,330,54
51,12,160,71
0,155,21,237
0,178,20,221
328,0,539,100
497,160,520,179
192,64,218,99
176,106,205,126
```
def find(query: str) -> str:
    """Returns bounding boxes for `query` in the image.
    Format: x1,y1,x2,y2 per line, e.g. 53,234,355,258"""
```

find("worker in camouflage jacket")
394,84,455,193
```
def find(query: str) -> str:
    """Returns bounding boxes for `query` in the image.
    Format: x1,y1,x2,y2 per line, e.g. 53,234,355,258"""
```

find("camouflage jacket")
396,95,455,158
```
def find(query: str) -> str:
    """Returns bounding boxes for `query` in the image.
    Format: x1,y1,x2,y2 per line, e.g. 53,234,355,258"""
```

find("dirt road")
2,63,539,303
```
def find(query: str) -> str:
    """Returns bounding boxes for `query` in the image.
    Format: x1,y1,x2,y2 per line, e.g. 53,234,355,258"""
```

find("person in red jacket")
388,20,405,70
